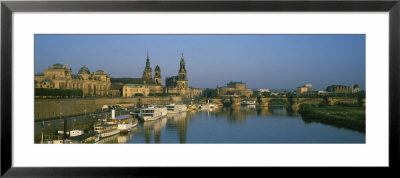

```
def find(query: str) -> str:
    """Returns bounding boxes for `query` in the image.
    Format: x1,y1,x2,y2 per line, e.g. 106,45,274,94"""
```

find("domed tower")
352,84,360,93
142,51,153,81
177,53,188,89
154,65,162,85
78,66,90,75
78,66,91,80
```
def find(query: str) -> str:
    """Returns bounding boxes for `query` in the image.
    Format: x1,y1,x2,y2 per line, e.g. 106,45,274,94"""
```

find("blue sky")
34,34,365,90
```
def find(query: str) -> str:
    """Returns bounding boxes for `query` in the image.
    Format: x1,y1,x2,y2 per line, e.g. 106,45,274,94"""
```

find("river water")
98,105,365,144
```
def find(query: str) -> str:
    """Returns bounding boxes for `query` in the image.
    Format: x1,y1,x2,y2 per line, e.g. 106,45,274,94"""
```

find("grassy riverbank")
298,104,365,133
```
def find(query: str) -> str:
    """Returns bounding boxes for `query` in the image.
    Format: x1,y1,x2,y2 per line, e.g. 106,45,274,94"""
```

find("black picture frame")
1,0,399,177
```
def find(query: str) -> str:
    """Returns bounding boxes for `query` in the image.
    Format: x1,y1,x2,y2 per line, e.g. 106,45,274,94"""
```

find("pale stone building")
216,81,253,97
122,84,149,97
164,54,202,98
34,63,111,97
296,84,312,95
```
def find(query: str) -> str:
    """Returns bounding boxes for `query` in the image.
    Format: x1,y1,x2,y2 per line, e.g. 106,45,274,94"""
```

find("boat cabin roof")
95,124,116,128
114,115,133,120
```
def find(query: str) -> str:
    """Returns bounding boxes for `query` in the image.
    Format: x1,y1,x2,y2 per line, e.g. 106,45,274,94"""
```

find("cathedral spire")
180,53,185,70
146,50,150,68
142,50,152,80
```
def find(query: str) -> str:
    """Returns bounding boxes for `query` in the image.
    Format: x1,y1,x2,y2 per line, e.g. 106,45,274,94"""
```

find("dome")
78,66,90,74
95,70,105,75
353,84,359,88
52,63,64,69
155,65,160,71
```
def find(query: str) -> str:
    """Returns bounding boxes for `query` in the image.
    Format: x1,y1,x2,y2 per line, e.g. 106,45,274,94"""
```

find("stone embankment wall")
35,96,181,120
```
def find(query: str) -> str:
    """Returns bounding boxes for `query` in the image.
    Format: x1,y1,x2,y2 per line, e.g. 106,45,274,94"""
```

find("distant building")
164,53,203,98
258,89,270,93
296,84,312,95
122,84,149,97
216,81,254,97
110,82,123,97
318,90,330,96
34,63,111,97
326,84,360,94
352,84,360,93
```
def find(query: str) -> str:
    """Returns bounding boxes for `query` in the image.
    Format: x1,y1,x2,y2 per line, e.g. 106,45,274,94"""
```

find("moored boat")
241,100,256,105
139,105,168,121
115,115,138,133
166,104,188,114
94,123,119,138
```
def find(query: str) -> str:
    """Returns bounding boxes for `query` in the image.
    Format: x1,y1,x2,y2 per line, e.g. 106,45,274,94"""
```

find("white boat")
166,104,188,114
241,100,256,105
94,123,119,138
139,105,168,121
199,100,218,110
115,115,137,132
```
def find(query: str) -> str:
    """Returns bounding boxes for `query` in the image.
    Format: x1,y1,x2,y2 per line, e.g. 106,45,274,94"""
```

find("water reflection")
166,112,190,143
35,105,365,144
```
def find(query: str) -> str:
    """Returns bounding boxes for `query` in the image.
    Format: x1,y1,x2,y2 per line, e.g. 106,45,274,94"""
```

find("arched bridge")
220,97,361,109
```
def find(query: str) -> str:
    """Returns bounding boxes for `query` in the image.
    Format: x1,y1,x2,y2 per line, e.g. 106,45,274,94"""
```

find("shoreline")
298,104,366,133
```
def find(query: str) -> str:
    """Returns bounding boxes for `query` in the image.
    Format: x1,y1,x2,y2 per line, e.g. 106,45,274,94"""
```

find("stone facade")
296,84,312,95
122,84,149,97
34,63,111,97
216,81,253,97
326,84,360,94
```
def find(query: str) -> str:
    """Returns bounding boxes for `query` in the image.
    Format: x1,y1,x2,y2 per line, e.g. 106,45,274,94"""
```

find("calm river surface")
99,106,365,144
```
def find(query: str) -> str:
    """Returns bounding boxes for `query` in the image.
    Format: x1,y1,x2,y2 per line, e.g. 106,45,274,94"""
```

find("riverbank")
298,104,365,133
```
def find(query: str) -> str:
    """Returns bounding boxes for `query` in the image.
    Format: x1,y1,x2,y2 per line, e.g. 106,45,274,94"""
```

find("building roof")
115,115,133,120
78,66,91,74
228,81,244,84
111,78,143,84
52,63,64,69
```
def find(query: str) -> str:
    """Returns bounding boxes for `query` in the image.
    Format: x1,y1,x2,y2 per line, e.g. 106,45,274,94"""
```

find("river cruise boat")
241,100,256,105
94,123,119,138
115,115,138,133
166,104,188,114
139,105,168,121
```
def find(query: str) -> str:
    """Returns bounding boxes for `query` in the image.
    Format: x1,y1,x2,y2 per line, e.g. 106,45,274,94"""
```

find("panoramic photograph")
34,34,366,144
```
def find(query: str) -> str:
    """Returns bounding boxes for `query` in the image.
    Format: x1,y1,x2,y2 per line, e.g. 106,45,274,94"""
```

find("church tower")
177,53,188,89
142,51,153,81
154,65,162,85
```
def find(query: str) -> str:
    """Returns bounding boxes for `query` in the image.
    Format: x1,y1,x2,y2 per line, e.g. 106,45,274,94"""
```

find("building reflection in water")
142,117,167,143
213,105,275,123
166,112,191,143
85,105,294,144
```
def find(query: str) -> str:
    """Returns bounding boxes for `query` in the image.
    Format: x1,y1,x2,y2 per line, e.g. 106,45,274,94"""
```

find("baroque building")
164,54,202,98
113,52,164,97
34,63,111,96
216,81,253,97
